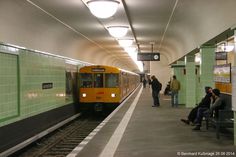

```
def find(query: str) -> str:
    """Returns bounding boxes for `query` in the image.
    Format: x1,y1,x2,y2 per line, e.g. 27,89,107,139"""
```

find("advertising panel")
213,64,231,83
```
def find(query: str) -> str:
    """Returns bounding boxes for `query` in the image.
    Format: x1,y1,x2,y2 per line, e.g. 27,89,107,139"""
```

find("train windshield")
80,73,93,88
105,73,119,88
94,73,104,88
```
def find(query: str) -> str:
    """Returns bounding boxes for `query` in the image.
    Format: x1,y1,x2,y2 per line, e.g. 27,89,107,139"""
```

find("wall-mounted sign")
137,53,160,61
42,83,53,89
213,64,231,83
215,51,227,60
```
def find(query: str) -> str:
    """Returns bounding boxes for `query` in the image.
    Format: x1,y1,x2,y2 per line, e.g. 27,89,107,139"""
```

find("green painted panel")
200,47,215,89
19,51,66,119
186,62,196,108
0,52,18,122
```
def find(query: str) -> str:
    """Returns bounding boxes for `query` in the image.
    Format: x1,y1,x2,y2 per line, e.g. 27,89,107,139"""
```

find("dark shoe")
152,105,157,107
180,119,190,125
192,125,201,131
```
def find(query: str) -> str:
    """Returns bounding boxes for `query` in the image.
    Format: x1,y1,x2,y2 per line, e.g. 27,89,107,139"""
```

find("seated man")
181,86,212,125
193,88,223,130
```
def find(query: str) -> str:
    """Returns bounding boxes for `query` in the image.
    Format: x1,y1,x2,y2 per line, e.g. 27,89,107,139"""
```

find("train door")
124,73,128,96
126,74,129,95
120,72,124,98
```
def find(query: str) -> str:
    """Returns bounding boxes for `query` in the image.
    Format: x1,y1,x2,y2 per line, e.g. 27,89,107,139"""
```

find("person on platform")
151,75,162,107
143,78,147,88
192,88,224,130
181,86,212,125
170,75,180,107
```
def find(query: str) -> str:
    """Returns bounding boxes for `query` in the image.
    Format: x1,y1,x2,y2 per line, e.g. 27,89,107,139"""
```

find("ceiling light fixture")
221,45,234,52
107,26,129,38
87,0,120,19
194,53,201,63
118,39,133,47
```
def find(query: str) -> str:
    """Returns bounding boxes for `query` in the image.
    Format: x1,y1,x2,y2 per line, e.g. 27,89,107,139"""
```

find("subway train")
78,65,140,111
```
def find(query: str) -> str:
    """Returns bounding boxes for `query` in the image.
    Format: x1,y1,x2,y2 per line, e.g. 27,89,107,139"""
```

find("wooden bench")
206,109,234,139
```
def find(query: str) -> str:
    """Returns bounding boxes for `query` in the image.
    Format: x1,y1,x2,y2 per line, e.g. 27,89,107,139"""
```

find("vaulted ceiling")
0,0,236,72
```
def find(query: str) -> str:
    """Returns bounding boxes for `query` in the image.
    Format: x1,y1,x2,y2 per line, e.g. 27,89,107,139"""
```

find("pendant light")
87,0,120,19
107,26,129,38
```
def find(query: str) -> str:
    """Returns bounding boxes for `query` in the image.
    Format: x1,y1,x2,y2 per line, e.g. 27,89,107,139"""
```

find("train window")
105,74,118,88
80,73,93,88
94,73,103,88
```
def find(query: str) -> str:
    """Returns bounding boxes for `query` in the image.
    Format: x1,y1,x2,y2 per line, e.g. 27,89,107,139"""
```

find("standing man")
170,75,181,107
143,78,147,88
151,75,161,107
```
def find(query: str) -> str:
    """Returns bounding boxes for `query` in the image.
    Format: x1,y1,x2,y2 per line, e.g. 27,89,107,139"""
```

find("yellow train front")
79,65,139,111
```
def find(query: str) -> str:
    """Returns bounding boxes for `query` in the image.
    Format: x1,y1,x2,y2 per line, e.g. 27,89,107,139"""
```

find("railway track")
11,113,107,157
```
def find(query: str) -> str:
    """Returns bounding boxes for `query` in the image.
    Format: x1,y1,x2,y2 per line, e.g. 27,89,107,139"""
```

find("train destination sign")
137,53,160,61
92,68,105,72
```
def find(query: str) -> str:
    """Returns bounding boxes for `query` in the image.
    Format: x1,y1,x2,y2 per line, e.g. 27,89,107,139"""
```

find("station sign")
42,83,53,89
137,53,160,61
215,51,227,60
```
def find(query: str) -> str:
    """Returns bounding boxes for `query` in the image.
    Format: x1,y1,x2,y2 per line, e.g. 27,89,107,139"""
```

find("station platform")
68,86,235,157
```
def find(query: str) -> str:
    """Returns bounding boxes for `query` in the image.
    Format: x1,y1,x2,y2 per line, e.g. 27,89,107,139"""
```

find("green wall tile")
186,62,196,108
19,51,66,117
200,47,215,90
0,45,74,127
0,52,18,122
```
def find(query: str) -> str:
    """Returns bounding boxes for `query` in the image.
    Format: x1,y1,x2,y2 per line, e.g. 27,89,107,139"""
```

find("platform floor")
73,86,235,157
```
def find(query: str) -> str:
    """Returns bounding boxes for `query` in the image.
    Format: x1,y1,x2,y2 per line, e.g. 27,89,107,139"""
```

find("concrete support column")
185,55,196,108
199,46,215,99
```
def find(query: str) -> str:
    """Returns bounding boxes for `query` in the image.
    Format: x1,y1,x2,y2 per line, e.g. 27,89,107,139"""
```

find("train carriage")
79,65,139,111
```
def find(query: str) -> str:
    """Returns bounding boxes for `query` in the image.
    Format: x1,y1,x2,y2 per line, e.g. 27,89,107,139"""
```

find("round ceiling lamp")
87,0,120,19
220,45,234,52
118,39,133,47
107,26,129,38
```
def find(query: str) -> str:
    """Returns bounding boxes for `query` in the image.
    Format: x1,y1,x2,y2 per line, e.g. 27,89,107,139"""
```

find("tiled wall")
0,44,85,127
186,62,196,108
0,52,18,123
200,47,215,92
19,51,66,119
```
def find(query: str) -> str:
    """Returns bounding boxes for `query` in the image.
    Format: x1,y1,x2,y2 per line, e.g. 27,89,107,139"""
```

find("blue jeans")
171,91,178,107
195,107,209,126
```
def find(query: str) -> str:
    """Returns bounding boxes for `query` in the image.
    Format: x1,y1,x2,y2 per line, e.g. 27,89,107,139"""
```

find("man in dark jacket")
181,86,212,125
151,75,161,107
193,88,223,130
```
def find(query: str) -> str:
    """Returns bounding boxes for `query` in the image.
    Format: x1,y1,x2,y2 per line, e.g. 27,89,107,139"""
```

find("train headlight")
111,93,116,97
82,93,87,97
